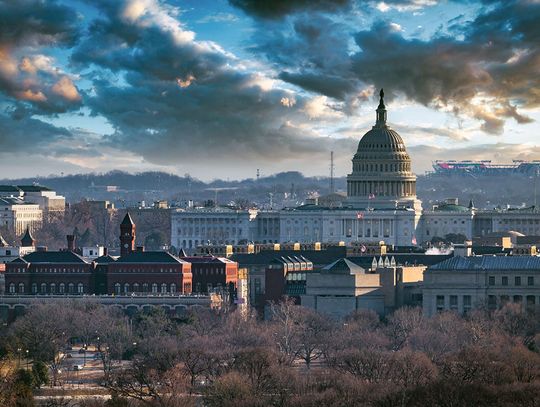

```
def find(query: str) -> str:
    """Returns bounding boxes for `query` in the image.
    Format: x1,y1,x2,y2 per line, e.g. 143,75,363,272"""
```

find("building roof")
322,258,366,275
20,250,89,264
231,247,347,266
93,254,117,264
121,212,135,226
0,197,27,205
17,185,52,192
434,203,470,212
429,255,540,271
21,227,35,247
0,186,22,193
115,251,187,264
349,253,452,268
181,256,235,264
0,234,8,247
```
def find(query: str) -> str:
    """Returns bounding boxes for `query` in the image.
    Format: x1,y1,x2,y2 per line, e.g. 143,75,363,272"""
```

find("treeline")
1,300,540,406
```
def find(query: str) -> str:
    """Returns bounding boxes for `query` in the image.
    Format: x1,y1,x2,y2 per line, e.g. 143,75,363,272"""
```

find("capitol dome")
346,89,418,209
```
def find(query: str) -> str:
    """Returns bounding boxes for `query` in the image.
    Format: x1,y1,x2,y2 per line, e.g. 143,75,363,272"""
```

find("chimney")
136,246,145,252
67,235,75,251
103,247,108,256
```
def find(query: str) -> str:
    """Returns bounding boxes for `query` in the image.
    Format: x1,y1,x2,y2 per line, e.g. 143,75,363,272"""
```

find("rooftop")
115,251,187,264
19,251,89,264
429,255,540,271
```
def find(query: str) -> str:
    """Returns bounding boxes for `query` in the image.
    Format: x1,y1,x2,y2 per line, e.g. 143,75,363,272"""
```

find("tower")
120,212,136,256
21,227,35,247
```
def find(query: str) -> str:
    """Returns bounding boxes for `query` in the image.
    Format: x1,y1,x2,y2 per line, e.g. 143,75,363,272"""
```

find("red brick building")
5,250,94,295
180,255,238,294
4,213,192,295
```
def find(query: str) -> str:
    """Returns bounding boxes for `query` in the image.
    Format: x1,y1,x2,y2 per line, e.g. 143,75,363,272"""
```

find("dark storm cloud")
0,0,80,47
243,0,538,134
69,0,345,167
229,0,352,19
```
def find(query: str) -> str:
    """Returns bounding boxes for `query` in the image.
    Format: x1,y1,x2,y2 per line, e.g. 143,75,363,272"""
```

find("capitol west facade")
172,90,540,250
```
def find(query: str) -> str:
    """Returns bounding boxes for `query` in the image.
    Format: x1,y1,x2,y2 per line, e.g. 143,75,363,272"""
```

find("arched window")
170,283,176,293
151,283,158,293
9,283,15,294
124,283,130,294
59,283,65,294
68,283,75,294
40,283,47,294
77,283,84,294
161,283,167,294
31,283,37,294
133,283,139,292
18,283,25,293
142,283,149,293
50,283,56,294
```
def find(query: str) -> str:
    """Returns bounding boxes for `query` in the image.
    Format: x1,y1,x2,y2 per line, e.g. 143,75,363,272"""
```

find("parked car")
73,365,84,371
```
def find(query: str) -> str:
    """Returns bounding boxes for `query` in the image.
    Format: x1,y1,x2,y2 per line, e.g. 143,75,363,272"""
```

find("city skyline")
0,0,539,180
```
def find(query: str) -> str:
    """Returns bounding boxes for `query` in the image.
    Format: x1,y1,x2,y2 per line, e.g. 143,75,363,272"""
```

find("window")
528,276,534,286
502,276,508,286
78,283,84,294
488,276,495,286
449,295,458,311
161,283,167,294
114,283,121,295
133,283,139,292
59,283,65,294
124,283,130,294
142,283,149,293
68,283,75,294
526,295,536,307
513,295,522,303
31,283,37,294
18,283,25,293
436,295,445,311
50,283,56,294
488,295,497,310
152,283,158,293
170,283,176,293
9,283,15,294
463,295,472,314
515,276,521,286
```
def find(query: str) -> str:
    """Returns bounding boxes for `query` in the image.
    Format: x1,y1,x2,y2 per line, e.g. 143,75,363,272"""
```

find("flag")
356,212,364,219
368,193,376,199
412,235,417,245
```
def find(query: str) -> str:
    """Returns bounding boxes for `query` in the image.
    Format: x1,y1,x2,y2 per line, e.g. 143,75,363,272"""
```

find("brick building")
4,213,193,295
179,255,237,294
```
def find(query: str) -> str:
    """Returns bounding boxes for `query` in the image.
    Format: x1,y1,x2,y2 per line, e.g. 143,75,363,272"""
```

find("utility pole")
330,151,335,193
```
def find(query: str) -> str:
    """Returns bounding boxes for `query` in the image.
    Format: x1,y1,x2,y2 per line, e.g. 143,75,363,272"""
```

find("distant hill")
2,170,537,209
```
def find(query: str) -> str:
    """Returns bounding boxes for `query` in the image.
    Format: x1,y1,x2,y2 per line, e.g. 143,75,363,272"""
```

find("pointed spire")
375,88,387,127
21,226,35,247
121,212,135,226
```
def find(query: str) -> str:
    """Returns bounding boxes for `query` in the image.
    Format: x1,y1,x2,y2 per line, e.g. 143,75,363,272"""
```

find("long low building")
2,214,238,297
423,256,540,316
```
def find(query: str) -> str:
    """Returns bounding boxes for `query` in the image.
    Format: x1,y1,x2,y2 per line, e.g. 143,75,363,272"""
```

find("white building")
0,185,65,220
170,90,540,251
0,197,42,235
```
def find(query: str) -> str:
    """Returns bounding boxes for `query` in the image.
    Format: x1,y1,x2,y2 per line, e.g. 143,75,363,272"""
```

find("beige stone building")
423,256,540,316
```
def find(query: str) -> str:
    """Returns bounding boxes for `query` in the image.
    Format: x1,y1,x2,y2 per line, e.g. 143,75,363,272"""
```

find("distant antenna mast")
256,169,260,181
330,151,335,193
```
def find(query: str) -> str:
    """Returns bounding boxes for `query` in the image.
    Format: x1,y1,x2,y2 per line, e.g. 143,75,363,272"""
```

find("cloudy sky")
0,0,539,180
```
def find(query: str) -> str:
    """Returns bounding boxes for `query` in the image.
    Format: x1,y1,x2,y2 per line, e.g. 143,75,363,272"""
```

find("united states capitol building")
172,90,540,251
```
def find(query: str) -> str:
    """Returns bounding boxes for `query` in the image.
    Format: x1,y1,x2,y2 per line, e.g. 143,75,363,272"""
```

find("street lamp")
25,350,29,370
17,347,21,367
82,344,87,366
